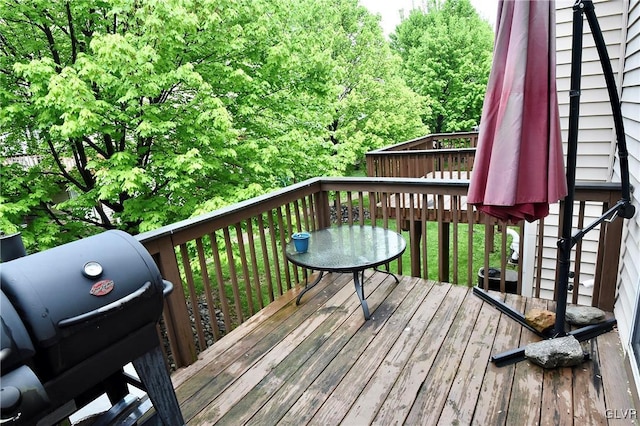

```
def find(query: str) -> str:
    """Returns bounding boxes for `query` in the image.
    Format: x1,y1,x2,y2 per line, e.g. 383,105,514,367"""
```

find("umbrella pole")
555,0,636,336
553,0,585,338
486,0,635,366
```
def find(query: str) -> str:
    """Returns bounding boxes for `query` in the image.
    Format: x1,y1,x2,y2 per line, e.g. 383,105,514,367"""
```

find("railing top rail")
136,178,323,244
567,181,627,192
368,131,479,153
366,147,477,157
137,177,623,245
318,176,471,192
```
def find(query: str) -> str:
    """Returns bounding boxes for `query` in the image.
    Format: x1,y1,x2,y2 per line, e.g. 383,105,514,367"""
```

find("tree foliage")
390,0,494,133
323,0,428,172
1,0,426,250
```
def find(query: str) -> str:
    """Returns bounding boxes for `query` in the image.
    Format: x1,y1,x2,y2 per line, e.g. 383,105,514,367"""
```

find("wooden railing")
366,132,479,178
136,177,624,369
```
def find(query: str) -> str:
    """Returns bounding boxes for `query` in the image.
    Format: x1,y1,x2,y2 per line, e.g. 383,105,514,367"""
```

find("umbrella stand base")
472,287,549,338
473,287,617,366
489,319,617,367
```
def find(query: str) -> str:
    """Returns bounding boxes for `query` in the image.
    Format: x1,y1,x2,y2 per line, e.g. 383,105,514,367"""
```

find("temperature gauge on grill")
82,261,103,278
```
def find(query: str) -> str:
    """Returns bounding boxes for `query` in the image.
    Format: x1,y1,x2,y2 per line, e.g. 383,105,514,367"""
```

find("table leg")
296,270,324,305
373,267,400,284
353,270,370,320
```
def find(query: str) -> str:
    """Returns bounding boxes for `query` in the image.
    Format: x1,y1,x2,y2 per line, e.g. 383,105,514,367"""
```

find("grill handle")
162,279,173,297
58,282,153,328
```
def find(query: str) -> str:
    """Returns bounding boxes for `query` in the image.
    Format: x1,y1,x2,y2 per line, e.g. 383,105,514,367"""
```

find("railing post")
155,237,198,368
592,211,624,311
314,190,331,229
366,154,377,177
437,194,450,282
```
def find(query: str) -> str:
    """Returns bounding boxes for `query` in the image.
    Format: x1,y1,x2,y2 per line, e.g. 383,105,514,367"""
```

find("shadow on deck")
170,271,638,425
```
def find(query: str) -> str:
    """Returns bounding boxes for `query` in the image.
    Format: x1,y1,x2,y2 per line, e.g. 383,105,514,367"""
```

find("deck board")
219,272,393,425
341,280,447,425
171,272,638,425
507,297,547,425
404,288,483,425
193,273,363,424
575,339,608,424
371,282,462,425
279,274,425,424
439,292,504,424
472,292,523,425
543,367,574,425
308,277,433,425
180,272,349,421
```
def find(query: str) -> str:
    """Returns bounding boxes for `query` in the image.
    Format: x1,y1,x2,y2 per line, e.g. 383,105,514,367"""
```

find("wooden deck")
169,271,638,425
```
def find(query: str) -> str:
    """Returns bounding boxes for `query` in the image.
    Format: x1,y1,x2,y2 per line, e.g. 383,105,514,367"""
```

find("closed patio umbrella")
467,0,567,223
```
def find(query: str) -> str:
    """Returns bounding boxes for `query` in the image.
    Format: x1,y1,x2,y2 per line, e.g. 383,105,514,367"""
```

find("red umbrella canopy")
468,0,568,223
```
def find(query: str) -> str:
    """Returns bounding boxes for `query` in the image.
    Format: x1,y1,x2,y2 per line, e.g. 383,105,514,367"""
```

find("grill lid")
0,230,165,349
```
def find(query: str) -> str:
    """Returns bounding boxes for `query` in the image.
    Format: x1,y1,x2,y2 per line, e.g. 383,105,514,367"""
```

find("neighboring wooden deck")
170,271,638,425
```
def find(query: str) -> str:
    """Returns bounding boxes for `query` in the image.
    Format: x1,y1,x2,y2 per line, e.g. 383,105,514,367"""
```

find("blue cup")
292,232,310,253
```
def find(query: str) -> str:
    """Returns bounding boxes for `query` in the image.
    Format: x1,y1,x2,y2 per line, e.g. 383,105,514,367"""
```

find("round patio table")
285,225,406,320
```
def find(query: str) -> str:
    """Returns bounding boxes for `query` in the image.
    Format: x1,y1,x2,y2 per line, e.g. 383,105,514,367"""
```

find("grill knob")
0,385,21,414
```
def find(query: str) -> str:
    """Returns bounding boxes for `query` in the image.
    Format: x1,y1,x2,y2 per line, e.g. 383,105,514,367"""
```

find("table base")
296,269,400,320
295,270,325,306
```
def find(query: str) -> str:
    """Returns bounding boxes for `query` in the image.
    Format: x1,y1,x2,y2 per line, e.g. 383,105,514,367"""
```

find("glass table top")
285,225,406,272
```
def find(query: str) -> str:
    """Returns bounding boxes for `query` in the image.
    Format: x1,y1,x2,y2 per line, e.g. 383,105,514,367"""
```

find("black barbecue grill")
0,230,184,425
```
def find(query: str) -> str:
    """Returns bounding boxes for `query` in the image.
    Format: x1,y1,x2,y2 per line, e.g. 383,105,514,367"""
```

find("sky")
359,0,499,36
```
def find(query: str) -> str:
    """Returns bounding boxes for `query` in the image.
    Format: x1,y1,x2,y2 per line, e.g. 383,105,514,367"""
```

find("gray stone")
524,335,585,368
525,309,556,333
565,305,606,325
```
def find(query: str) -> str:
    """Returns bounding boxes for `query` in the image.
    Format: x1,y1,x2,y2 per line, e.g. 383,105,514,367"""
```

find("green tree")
390,0,494,133
0,0,426,250
326,0,428,173
194,0,340,192
1,0,242,247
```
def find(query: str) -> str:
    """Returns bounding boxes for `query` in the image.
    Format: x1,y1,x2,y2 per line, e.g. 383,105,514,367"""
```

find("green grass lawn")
392,221,512,283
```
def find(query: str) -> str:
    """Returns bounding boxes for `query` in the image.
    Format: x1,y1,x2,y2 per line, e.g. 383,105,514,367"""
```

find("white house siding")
533,1,629,304
548,0,640,395
556,0,626,182
533,202,606,307
615,0,640,393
